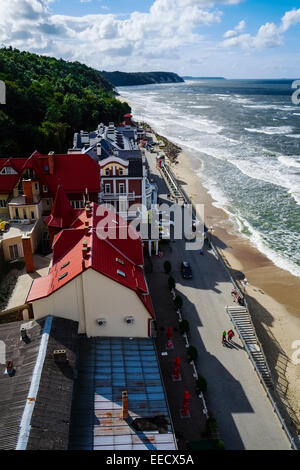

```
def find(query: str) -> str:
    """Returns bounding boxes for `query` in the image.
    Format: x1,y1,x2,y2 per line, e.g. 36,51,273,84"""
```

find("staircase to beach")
226,305,273,388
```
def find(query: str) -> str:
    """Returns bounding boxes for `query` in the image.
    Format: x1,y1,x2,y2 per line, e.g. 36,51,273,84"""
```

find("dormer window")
1,166,17,175
116,258,124,265
105,169,110,176
119,168,123,176
43,185,48,193
117,270,126,278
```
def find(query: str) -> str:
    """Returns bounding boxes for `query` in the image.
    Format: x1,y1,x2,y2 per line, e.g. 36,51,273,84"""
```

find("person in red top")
228,329,235,341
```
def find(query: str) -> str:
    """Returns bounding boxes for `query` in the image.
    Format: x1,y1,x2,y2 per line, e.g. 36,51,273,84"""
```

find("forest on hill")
100,71,184,87
0,47,130,157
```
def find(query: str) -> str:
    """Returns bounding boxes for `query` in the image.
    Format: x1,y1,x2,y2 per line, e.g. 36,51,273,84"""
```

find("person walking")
228,329,235,342
222,331,227,345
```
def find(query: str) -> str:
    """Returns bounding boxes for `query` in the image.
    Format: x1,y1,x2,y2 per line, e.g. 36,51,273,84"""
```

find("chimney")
82,240,88,256
22,180,33,205
122,391,128,419
22,236,34,273
48,151,55,175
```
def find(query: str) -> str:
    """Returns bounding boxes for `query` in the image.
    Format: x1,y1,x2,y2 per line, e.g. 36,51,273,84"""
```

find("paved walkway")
146,146,291,450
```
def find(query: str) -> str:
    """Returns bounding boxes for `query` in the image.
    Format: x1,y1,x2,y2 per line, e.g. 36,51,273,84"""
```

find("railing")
157,154,300,450
100,192,136,201
9,218,31,225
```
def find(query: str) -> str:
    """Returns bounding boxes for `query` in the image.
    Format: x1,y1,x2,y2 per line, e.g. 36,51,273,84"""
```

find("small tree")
196,375,207,393
187,345,198,362
179,319,190,335
168,276,175,291
174,295,183,310
163,260,172,274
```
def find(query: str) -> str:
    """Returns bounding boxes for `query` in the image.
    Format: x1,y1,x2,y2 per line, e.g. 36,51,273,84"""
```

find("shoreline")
118,94,300,425
169,148,300,427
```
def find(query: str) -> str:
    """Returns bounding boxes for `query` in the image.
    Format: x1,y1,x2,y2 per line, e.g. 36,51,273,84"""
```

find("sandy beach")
171,149,300,426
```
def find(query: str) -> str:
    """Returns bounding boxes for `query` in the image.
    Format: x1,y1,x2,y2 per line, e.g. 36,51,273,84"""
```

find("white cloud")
223,19,245,38
0,0,230,69
222,8,300,50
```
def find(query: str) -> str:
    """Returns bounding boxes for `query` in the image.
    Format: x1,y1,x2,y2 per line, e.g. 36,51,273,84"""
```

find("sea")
119,79,300,278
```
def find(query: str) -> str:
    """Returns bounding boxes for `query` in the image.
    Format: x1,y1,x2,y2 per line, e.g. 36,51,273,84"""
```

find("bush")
216,440,225,450
205,416,218,436
187,345,198,362
174,295,183,310
179,319,190,335
163,260,172,274
196,375,207,393
168,276,175,291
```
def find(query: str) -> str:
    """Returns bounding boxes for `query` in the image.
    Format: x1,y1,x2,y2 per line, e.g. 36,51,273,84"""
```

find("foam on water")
245,126,294,135
118,83,300,277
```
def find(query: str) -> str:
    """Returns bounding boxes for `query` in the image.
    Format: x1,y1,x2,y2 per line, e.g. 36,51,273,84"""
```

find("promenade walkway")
145,146,291,450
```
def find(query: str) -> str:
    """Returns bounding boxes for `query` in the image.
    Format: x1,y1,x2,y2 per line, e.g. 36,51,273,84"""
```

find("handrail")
226,305,299,450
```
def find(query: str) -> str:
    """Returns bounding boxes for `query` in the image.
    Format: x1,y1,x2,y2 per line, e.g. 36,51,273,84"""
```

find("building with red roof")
0,151,100,263
27,202,155,338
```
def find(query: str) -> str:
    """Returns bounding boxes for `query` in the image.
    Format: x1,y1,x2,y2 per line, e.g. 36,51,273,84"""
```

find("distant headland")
101,71,184,87
182,76,226,80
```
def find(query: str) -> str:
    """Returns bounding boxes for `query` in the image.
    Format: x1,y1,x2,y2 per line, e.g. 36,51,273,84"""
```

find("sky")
0,0,299,78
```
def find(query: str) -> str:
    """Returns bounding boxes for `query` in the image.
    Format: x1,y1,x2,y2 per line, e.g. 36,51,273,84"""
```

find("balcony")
100,192,136,201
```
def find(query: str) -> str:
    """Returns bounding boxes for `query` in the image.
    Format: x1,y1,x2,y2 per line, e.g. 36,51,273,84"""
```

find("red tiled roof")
27,203,153,317
45,185,78,229
0,158,27,192
28,152,100,194
0,152,100,196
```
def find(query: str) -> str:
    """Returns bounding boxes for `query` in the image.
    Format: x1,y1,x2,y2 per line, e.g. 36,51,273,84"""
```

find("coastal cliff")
100,71,184,87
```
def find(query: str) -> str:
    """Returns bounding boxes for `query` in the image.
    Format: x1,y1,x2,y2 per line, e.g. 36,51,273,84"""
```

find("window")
1,167,17,175
119,168,123,176
0,200,7,208
117,269,126,277
105,184,111,194
44,165,49,173
116,258,124,265
43,185,48,193
61,261,70,270
31,211,35,220
71,200,84,209
9,245,19,260
119,183,125,194
46,199,50,206
105,168,110,176
34,183,39,191
58,272,68,281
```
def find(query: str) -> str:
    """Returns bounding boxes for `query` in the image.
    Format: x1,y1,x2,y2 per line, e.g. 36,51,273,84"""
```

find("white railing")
100,192,135,201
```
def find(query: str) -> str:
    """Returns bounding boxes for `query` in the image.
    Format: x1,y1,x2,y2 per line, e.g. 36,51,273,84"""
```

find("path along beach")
118,93,300,430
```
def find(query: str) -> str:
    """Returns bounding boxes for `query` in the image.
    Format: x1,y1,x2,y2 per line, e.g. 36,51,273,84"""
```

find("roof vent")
53,349,68,364
125,316,134,325
96,318,107,327
20,327,29,343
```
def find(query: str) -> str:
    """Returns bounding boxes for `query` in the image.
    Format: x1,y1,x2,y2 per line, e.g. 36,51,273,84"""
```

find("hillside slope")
100,71,184,87
0,47,130,157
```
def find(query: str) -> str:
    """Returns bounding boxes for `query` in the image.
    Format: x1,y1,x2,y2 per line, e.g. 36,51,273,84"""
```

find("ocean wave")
245,126,294,135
